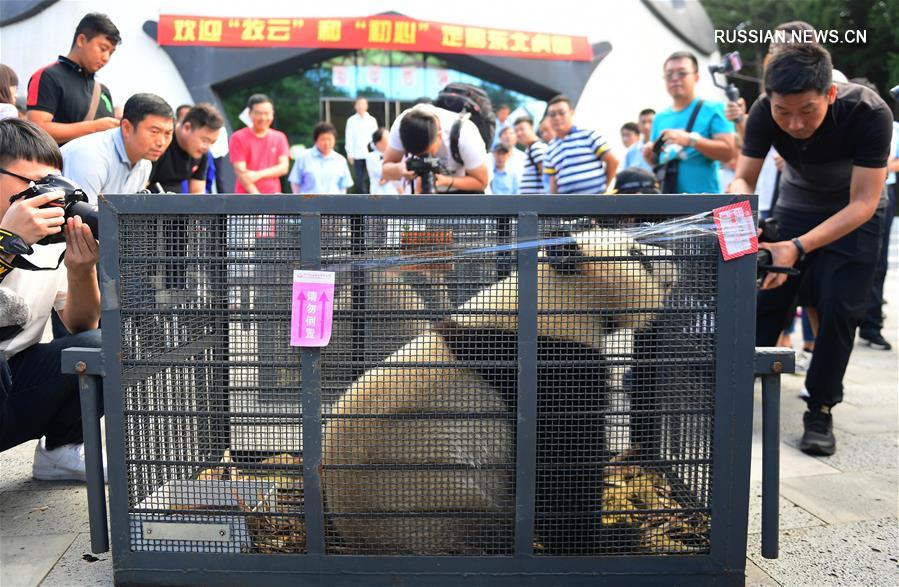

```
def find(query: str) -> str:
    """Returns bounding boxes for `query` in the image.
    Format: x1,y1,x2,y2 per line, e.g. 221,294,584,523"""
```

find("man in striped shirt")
543,95,619,194
513,116,548,194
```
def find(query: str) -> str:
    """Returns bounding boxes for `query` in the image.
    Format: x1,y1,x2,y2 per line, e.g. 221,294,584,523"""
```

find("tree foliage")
702,0,899,107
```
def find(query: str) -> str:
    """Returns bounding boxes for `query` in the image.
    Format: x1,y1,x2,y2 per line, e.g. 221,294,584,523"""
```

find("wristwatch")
791,237,806,262
0,228,33,255
688,132,701,148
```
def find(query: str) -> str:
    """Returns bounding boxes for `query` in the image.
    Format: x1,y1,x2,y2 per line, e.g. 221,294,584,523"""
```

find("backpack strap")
84,80,102,122
685,99,704,133
449,113,469,166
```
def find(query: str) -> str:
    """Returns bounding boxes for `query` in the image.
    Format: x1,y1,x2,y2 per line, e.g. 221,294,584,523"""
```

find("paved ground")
1,229,897,586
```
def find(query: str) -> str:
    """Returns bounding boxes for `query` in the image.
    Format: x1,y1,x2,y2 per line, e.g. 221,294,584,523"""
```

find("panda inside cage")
118,212,718,558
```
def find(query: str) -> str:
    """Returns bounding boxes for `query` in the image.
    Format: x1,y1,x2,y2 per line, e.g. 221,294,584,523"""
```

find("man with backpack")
381,83,492,194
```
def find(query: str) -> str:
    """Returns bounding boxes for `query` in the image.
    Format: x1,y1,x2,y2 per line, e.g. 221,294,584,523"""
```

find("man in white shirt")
344,97,379,194
0,118,101,481
61,93,174,202
382,103,489,194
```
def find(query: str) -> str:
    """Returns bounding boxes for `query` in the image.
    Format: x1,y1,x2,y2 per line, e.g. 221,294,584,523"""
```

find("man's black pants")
860,184,896,336
756,206,884,409
353,158,370,194
0,329,102,452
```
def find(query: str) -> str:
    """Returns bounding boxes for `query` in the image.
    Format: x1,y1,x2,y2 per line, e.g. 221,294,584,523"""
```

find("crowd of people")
0,12,897,482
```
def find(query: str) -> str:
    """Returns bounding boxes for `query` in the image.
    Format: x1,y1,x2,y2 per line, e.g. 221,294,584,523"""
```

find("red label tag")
713,201,757,261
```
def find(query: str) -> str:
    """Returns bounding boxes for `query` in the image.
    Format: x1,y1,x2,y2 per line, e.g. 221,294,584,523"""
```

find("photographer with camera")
729,43,893,457
643,51,737,193
381,104,489,194
0,118,101,481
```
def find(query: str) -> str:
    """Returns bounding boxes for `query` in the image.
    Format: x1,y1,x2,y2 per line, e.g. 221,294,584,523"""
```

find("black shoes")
859,331,892,351
800,406,836,456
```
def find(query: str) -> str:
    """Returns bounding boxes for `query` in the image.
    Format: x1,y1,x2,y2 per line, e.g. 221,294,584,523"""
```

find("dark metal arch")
143,18,610,189
641,0,717,56
143,20,610,105
0,0,60,27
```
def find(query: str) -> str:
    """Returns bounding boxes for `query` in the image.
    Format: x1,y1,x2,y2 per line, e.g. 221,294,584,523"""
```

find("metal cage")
72,194,760,586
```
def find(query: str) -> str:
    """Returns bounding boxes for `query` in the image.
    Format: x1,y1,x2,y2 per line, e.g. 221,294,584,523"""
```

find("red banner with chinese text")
157,14,593,61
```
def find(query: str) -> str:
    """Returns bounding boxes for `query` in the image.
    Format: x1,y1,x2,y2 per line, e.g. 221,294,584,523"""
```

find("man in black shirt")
148,103,223,194
26,13,121,144
729,44,892,456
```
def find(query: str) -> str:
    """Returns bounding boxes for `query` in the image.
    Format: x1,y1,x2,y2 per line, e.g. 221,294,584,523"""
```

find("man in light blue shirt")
61,93,174,202
490,144,520,195
491,104,512,149
624,109,655,173
644,52,736,193
289,122,354,194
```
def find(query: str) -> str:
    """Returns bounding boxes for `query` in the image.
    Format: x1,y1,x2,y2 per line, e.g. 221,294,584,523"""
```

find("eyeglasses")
1,169,74,204
664,70,696,81
545,110,570,118
0,167,39,185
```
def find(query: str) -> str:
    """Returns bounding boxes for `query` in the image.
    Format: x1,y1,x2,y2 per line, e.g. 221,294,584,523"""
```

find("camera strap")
11,249,66,272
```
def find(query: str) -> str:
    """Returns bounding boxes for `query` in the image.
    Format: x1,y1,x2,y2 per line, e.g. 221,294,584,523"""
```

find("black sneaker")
800,406,836,456
859,331,892,351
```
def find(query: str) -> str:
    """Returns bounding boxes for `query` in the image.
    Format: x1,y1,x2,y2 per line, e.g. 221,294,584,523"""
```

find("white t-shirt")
756,148,780,213
0,243,68,358
365,150,403,195
388,105,487,188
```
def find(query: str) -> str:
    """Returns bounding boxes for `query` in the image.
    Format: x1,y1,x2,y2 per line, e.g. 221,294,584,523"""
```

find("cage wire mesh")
117,211,717,557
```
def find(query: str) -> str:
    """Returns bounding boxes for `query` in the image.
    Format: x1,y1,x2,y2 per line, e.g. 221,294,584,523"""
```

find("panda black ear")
544,233,585,276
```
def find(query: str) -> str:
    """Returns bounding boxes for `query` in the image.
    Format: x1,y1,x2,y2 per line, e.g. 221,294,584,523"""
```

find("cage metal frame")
84,194,756,586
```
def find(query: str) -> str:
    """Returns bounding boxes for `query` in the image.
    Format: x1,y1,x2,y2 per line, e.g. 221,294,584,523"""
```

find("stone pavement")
744,228,899,586
1,230,897,586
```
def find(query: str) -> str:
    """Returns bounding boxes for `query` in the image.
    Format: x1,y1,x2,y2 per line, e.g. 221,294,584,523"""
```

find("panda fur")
322,228,677,555
326,270,443,389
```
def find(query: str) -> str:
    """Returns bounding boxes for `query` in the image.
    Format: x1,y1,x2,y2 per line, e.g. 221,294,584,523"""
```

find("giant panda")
321,227,678,555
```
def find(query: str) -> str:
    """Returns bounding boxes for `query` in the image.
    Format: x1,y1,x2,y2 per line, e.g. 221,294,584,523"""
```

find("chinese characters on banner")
158,14,593,61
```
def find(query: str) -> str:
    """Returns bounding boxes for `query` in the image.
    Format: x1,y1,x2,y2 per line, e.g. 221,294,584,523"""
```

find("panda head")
542,227,678,333
448,227,678,347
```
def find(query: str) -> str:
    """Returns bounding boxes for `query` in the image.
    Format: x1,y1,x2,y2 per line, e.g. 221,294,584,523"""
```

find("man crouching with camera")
0,118,101,480
381,104,489,194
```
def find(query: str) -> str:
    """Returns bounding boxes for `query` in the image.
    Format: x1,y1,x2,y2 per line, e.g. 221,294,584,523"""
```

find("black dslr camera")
9,174,98,245
405,155,445,194
757,217,799,286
